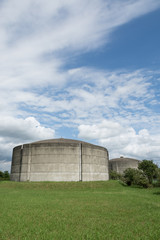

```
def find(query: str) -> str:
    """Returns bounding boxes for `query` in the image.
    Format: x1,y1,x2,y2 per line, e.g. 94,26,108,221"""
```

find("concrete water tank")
109,156,140,174
10,138,109,182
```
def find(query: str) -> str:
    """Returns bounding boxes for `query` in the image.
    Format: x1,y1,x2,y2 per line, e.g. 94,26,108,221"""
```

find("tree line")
0,171,10,181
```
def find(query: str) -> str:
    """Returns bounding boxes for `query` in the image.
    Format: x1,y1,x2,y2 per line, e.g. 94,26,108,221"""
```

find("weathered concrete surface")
10,138,109,182
109,156,140,174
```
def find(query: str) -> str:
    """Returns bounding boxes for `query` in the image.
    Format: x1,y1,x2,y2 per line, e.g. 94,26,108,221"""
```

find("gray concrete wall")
82,144,109,181
10,139,109,182
109,158,139,174
10,145,22,181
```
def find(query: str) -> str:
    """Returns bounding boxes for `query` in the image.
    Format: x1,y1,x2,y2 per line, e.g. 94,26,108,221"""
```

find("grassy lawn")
0,180,160,240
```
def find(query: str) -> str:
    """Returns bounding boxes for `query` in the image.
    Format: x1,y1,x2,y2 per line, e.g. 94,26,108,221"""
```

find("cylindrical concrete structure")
10,138,109,182
109,156,140,174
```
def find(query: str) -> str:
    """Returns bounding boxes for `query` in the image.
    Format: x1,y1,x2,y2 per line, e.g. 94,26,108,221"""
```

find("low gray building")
10,138,109,182
109,156,140,174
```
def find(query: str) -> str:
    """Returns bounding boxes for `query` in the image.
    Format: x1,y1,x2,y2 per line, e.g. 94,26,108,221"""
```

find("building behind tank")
10,138,109,182
109,156,140,174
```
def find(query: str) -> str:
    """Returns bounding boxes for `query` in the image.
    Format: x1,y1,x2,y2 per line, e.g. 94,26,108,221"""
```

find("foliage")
138,160,158,184
157,169,160,187
153,168,160,187
109,170,122,180
0,171,4,179
123,168,149,188
121,160,159,188
0,171,10,180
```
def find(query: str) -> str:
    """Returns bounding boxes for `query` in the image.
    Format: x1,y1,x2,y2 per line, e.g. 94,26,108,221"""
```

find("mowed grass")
0,181,160,240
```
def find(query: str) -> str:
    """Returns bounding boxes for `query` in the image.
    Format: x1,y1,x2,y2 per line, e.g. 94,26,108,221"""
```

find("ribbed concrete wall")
10,139,109,182
82,144,108,181
109,157,140,174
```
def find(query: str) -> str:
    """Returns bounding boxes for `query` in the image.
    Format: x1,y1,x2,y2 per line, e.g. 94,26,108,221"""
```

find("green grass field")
0,181,160,240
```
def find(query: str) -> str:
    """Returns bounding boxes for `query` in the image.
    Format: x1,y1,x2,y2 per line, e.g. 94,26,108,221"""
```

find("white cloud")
1,67,157,129
78,121,123,139
0,116,55,142
0,160,11,172
0,116,55,171
0,0,159,119
78,120,160,166
0,0,160,92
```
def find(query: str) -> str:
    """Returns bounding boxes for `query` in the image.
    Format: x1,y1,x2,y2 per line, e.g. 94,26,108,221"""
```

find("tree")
123,168,135,186
138,160,158,184
109,170,122,180
154,168,160,187
0,171,4,179
0,171,10,180
123,168,149,188
3,171,10,180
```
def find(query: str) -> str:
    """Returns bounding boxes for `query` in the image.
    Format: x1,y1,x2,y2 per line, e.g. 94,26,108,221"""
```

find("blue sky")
0,0,160,171
73,7,160,70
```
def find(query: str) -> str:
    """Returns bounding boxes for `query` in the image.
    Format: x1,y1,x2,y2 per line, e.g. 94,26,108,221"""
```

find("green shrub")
0,171,4,180
123,168,149,188
153,168,160,187
132,171,150,188
0,171,10,181
157,174,160,187
109,170,122,180
138,160,158,184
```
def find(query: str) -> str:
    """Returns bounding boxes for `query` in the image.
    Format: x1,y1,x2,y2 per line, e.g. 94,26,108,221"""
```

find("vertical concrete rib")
27,144,32,181
19,145,23,181
79,143,82,181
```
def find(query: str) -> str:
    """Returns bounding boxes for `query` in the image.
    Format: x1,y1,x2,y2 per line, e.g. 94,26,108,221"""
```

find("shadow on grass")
153,192,160,195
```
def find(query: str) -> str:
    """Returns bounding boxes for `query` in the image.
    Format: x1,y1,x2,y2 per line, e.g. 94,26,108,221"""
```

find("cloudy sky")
0,0,160,172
